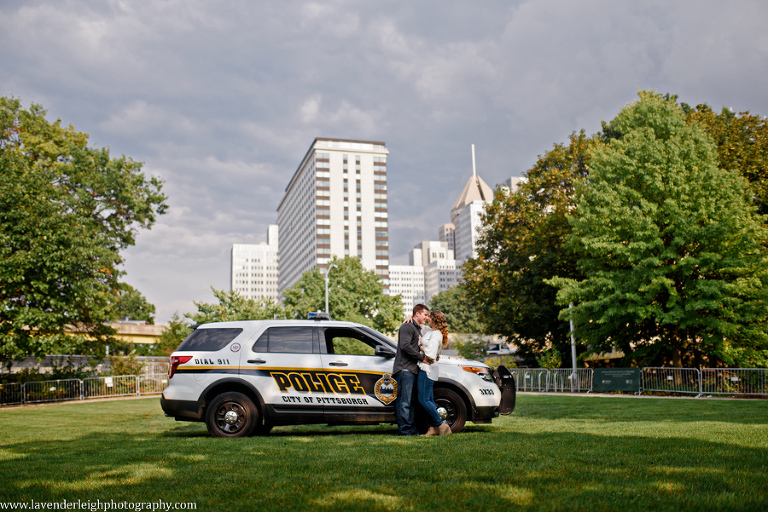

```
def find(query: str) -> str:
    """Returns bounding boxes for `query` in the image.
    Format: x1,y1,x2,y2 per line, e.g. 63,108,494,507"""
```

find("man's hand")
423,356,434,365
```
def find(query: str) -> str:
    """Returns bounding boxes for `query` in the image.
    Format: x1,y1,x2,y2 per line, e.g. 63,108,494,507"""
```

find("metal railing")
549,368,594,392
509,368,550,392
701,368,767,397
642,367,701,395
1,374,167,406
501,367,766,398
2,368,766,406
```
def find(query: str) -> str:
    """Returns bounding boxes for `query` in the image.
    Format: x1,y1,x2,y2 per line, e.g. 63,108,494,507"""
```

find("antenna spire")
471,144,477,179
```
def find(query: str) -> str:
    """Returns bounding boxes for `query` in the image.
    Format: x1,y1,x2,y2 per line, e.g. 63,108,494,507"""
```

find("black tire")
205,392,258,438
434,387,467,433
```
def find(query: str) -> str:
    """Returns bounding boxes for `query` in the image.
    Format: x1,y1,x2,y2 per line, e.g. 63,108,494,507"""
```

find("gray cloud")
2,0,767,321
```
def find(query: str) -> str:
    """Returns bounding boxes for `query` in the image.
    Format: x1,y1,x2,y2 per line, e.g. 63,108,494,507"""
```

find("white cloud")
2,0,768,321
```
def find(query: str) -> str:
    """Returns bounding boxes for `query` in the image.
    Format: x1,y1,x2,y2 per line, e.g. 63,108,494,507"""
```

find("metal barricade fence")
642,367,701,395
83,375,139,399
549,368,593,392
23,379,82,404
0,382,24,405
509,368,550,392
139,373,168,395
701,368,768,396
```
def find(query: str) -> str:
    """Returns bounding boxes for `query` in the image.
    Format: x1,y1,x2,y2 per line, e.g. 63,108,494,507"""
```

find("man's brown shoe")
421,427,438,436
438,422,452,435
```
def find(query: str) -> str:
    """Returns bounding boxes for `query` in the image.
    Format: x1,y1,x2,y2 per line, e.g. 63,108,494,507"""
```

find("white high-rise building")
277,138,390,298
424,258,461,305
438,223,455,253
231,225,279,300
388,265,425,315
451,145,494,264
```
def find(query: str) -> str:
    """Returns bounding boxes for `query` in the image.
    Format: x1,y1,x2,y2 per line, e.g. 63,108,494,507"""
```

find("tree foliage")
463,131,596,359
549,92,768,368
681,103,768,215
110,283,156,324
0,97,167,363
428,285,486,334
156,313,195,356
282,256,403,333
186,288,285,325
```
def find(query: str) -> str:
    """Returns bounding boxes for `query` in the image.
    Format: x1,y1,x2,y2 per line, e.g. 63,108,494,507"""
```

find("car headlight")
461,366,494,382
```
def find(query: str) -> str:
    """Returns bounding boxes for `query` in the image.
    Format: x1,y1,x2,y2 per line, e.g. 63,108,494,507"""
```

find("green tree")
110,283,156,324
0,97,167,364
549,92,768,368
186,288,285,325
682,103,768,215
428,285,486,334
282,256,402,333
463,131,596,360
156,313,194,356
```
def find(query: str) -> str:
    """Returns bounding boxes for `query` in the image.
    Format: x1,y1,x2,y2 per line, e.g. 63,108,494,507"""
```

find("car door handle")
247,359,266,364
329,361,348,366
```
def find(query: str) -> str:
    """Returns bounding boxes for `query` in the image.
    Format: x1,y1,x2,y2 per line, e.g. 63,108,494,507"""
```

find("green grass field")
1,394,766,511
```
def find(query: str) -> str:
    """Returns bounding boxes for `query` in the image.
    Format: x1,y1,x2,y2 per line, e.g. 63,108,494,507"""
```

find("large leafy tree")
110,283,156,324
0,97,167,364
186,287,284,325
282,256,402,333
463,131,596,360
549,92,768,368
682,103,768,215
428,284,486,334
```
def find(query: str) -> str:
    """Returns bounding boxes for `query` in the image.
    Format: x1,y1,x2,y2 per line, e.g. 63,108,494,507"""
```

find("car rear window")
177,328,243,352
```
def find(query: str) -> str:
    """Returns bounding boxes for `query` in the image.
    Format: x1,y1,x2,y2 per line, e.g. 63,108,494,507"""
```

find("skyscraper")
277,137,390,298
231,225,279,300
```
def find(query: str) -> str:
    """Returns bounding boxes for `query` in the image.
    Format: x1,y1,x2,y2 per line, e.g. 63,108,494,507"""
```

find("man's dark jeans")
394,369,418,435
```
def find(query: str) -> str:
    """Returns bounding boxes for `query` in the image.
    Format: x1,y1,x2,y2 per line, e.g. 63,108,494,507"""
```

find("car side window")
255,326,315,354
323,327,375,356
177,328,243,351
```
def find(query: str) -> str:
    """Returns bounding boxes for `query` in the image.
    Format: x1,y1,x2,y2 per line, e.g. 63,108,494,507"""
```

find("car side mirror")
375,345,395,358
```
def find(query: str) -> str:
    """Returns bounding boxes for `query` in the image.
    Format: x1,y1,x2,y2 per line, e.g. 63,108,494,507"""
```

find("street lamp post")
569,303,577,393
325,264,338,315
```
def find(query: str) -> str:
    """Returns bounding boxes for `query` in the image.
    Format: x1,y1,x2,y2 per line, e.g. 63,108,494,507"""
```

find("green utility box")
592,368,641,392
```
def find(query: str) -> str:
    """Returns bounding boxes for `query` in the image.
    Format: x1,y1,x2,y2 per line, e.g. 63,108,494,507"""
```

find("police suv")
161,317,516,437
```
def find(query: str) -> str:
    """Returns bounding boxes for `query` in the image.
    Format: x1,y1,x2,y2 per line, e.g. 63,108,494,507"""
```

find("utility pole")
325,264,338,315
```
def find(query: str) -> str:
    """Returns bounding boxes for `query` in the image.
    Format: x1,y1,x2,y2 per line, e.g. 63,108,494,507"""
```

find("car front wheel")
434,388,467,433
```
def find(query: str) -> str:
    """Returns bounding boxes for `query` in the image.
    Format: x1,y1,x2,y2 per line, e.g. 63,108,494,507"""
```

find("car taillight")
462,365,494,382
169,355,193,379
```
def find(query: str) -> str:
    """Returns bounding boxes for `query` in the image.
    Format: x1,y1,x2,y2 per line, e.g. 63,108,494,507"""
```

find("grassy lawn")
0,394,766,511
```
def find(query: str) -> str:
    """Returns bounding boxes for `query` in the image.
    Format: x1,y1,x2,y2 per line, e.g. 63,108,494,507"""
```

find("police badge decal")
374,373,398,404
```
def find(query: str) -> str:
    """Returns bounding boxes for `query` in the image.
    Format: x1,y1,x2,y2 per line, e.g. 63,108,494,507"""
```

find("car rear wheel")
205,392,258,438
434,388,467,433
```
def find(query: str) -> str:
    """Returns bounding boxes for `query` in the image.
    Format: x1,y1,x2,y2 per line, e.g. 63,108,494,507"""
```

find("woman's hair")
429,310,449,348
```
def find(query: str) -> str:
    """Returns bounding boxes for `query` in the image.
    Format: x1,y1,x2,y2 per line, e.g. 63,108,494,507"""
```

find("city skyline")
3,1,766,322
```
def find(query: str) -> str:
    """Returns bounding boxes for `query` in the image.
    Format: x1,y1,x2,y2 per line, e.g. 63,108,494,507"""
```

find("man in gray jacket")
393,304,433,435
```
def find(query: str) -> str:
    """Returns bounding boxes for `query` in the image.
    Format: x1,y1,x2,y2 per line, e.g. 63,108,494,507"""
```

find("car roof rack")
307,312,332,320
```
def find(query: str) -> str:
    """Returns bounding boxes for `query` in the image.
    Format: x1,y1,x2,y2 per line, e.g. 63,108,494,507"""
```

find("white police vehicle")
161,317,516,437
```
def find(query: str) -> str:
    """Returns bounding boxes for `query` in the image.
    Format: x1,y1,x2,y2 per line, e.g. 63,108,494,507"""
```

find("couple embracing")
393,304,452,436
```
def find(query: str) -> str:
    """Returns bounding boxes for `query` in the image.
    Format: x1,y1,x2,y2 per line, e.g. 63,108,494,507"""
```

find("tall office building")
388,264,425,315
450,145,494,264
438,223,455,252
277,137,390,298
231,225,279,300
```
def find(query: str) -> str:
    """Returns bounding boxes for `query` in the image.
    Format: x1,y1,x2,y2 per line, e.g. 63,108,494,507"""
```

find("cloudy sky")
2,0,767,322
